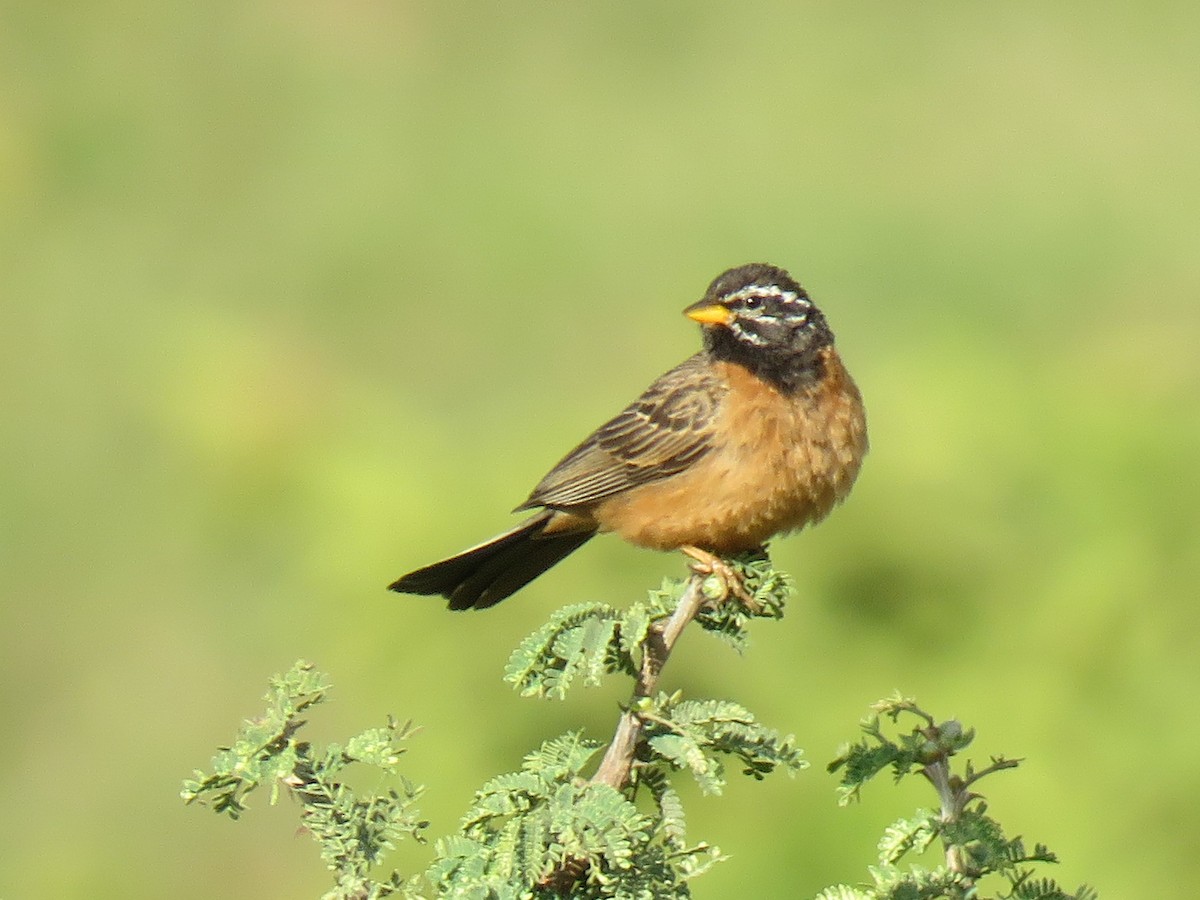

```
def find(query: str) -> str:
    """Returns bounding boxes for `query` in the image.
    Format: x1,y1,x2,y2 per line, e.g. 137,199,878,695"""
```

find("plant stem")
591,574,708,790
922,753,971,878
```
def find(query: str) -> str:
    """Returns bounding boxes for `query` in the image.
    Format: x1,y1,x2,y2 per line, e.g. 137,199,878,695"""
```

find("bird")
389,263,868,611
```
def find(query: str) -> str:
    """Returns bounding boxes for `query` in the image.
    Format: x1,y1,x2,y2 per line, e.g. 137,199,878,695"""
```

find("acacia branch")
539,577,711,893
590,574,708,791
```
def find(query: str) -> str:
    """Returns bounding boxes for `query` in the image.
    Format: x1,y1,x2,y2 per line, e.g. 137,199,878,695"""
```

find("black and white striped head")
684,263,833,383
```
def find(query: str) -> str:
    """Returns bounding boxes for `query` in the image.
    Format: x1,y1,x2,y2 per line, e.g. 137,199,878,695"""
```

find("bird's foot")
680,546,761,613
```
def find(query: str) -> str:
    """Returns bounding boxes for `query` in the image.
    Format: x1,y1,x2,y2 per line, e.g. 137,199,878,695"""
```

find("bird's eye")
743,295,763,311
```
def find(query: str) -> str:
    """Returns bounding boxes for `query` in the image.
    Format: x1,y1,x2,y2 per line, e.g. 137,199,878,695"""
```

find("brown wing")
519,353,724,511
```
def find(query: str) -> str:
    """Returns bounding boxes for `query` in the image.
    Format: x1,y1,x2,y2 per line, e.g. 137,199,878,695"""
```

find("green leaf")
649,732,721,794
182,662,426,897
815,886,875,900
692,550,791,652
824,698,1094,900
877,811,938,866
504,602,628,699
522,730,603,780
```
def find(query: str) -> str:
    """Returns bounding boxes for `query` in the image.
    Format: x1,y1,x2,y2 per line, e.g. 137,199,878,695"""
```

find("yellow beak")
684,303,734,326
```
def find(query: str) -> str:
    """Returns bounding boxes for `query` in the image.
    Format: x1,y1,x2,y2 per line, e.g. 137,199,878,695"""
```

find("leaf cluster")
428,692,806,896
181,661,427,899
638,694,806,795
504,551,791,700
181,570,1094,899
820,696,1096,900
452,558,803,895
426,731,722,898
503,599,664,699
691,549,790,652
828,696,977,807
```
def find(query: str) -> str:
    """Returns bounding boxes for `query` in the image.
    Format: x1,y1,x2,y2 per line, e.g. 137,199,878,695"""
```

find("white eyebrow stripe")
724,285,809,306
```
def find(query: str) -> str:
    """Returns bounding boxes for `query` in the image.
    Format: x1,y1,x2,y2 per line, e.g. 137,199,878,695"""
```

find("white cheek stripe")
729,320,769,345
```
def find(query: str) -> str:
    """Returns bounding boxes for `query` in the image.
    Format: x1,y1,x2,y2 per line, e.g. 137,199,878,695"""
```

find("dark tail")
388,510,597,610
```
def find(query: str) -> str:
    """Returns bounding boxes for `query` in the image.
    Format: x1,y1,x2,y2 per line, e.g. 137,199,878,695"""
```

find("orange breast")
594,348,867,552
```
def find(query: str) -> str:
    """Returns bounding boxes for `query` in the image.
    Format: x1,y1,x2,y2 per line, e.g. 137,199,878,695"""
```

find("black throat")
703,327,830,394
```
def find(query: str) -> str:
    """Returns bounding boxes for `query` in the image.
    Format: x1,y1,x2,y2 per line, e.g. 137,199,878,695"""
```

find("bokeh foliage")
2,2,1197,897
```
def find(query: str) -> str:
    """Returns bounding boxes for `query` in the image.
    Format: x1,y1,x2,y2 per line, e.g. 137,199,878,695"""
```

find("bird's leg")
680,546,760,612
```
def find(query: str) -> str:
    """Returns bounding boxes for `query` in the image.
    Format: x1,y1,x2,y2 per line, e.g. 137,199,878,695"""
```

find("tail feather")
389,511,597,610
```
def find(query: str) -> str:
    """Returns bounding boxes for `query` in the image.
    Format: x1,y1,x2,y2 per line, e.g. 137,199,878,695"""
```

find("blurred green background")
3,2,1197,897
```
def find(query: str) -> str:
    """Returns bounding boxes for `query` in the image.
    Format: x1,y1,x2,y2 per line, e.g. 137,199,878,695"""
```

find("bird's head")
684,263,834,386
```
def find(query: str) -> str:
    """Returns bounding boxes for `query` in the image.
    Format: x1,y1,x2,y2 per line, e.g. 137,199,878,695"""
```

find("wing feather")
520,354,724,511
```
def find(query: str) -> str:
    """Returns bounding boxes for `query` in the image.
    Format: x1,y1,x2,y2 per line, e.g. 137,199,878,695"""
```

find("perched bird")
390,263,867,610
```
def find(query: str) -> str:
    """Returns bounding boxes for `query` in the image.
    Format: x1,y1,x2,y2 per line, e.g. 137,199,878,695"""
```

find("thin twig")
962,756,1021,791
